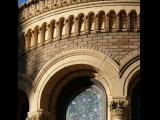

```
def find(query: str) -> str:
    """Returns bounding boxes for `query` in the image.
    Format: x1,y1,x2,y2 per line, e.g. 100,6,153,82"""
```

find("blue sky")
18,0,27,6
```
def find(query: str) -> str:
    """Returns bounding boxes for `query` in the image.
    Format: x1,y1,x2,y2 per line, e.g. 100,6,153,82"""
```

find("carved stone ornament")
109,99,128,119
25,110,47,120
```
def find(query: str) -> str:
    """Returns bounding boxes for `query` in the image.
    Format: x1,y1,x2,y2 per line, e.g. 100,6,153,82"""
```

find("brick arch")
29,48,119,113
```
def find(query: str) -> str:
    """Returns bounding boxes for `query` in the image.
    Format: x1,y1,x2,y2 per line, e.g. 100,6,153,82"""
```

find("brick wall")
18,32,140,80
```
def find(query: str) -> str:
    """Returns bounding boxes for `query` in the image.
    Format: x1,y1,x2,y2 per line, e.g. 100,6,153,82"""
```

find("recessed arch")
129,10,137,30
118,10,127,30
54,75,108,120
29,48,119,113
68,15,74,36
50,19,56,39
98,10,106,31
108,10,116,31
77,13,85,33
41,22,47,42
88,12,95,32
121,55,140,96
59,17,65,37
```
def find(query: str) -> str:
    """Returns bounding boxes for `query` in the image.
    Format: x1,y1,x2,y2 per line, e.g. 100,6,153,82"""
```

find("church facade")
18,0,140,120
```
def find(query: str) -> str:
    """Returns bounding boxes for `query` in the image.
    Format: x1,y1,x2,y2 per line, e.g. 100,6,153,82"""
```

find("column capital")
26,109,49,120
109,99,128,119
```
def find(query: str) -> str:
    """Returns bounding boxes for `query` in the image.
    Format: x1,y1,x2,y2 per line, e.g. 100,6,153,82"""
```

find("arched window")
56,76,107,120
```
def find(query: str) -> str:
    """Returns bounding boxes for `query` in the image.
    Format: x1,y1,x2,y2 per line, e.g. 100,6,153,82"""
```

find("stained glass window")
66,87,103,120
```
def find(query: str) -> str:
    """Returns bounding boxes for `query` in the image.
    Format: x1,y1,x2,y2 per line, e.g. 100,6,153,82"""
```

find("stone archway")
27,48,119,120
55,76,107,120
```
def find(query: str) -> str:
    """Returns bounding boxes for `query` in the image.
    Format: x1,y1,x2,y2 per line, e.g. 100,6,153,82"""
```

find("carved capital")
109,99,128,119
26,109,48,120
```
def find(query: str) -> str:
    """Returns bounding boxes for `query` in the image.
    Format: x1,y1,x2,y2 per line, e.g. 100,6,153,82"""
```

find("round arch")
121,54,140,97
30,48,119,113
49,69,109,120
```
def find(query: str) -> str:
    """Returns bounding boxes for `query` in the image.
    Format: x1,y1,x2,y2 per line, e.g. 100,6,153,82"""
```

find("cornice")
18,1,140,30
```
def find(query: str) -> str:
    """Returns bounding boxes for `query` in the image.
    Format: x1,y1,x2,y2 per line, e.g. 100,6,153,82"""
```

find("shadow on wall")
131,81,140,120
18,89,29,120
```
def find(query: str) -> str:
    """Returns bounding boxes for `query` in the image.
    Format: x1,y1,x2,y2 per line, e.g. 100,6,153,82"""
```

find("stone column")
31,30,36,49
74,17,79,35
46,24,52,43
70,17,76,36
26,109,49,120
61,19,67,38
54,21,60,40
116,14,120,32
94,14,99,33
37,27,43,46
127,15,130,31
65,19,70,37
109,99,128,120
24,33,29,52
106,14,109,32
84,16,89,34
137,14,140,31
44,24,48,43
